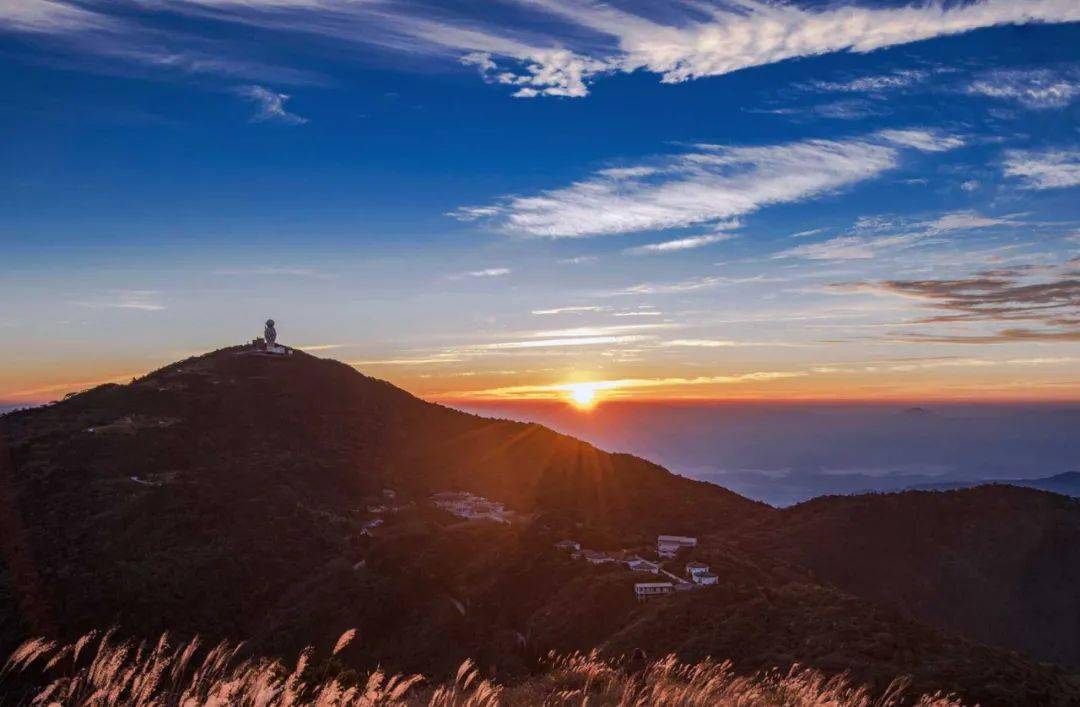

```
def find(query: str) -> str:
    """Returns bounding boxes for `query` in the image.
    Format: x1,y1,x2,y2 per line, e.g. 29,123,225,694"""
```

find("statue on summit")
264,319,277,347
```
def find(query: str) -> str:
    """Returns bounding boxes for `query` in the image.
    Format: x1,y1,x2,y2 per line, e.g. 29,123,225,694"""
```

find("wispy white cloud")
462,335,648,350
0,0,110,33
448,267,512,280
445,370,806,399
611,274,778,296
920,211,1019,232
236,84,307,124
74,290,165,311
789,227,827,239
805,69,932,94
456,130,962,238
465,0,1079,98
624,233,734,255
460,48,606,98
525,323,673,338
614,275,729,296
776,210,1021,261
966,67,1080,109
531,305,603,315
1004,149,1080,189
778,233,924,261
749,99,887,121
9,1,1080,100
213,266,329,278
446,205,502,221
660,339,802,348
874,129,963,152
613,309,661,317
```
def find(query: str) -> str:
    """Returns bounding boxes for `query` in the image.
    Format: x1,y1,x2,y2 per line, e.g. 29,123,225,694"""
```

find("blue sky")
2,0,1078,404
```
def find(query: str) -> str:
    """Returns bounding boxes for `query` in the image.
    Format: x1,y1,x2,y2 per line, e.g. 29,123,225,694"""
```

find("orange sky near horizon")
3,344,1078,408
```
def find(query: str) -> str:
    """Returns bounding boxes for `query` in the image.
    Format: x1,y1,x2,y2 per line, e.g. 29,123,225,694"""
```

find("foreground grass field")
2,630,963,706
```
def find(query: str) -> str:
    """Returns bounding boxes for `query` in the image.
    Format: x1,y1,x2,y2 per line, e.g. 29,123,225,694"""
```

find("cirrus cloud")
1004,148,1080,189
13,1,1078,100
454,129,963,238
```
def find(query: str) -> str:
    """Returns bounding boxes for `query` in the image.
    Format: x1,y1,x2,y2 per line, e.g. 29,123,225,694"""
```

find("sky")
2,0,1079,407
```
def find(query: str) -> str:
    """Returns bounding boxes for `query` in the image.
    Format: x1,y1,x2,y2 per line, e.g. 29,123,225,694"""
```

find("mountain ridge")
2,346,1079,705
907,471,1080,497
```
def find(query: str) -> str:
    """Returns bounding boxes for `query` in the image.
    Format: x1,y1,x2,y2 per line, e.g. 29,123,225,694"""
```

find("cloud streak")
0,0,110,33
531,305,603,315
445,370,805,400
7,1,1080,100
235,84,307,124
966,67,1080,109
74,290,166,311
456,130,961,237
447,267,512,280
445,0,1080,98
775,210,1020,261
805,69,933,94
831,264,1080,345
845,271,1080,325
625,233,734,255
1004,149,1080,189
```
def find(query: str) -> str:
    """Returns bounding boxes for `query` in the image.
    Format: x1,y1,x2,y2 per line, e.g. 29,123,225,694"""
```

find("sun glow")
568,383,598,409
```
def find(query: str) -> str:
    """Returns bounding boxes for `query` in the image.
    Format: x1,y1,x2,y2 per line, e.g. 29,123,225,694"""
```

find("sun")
567,383,598,410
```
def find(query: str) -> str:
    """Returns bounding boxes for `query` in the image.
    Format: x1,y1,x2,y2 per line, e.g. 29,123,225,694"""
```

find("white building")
685,561,710,577
657,535,697,558
627,558,660,574
554,539,581,552
693,572,718,586
635,582,674,600
582,549,615,564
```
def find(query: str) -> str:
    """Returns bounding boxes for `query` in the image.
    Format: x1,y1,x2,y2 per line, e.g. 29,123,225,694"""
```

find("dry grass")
1,631,963,707
503,651,963,706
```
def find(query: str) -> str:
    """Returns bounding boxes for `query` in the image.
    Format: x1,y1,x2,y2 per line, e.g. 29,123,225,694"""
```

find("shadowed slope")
0,347,767,655
739,486,1080,668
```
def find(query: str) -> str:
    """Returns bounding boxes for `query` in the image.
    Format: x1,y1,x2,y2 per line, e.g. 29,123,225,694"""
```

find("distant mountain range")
2,347,1079,705
459,400,1080,506
908,471,1080,497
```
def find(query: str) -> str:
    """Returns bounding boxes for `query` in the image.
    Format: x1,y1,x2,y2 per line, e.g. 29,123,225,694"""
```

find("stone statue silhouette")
264,319,277,347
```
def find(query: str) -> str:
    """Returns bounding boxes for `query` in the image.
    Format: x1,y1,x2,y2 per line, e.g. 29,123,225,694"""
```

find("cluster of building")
685,561,718,585
657,534,697,558
431,491,511,523
555,541,660,572
634,561,717,600
553,534,718,600
358,489,513,539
